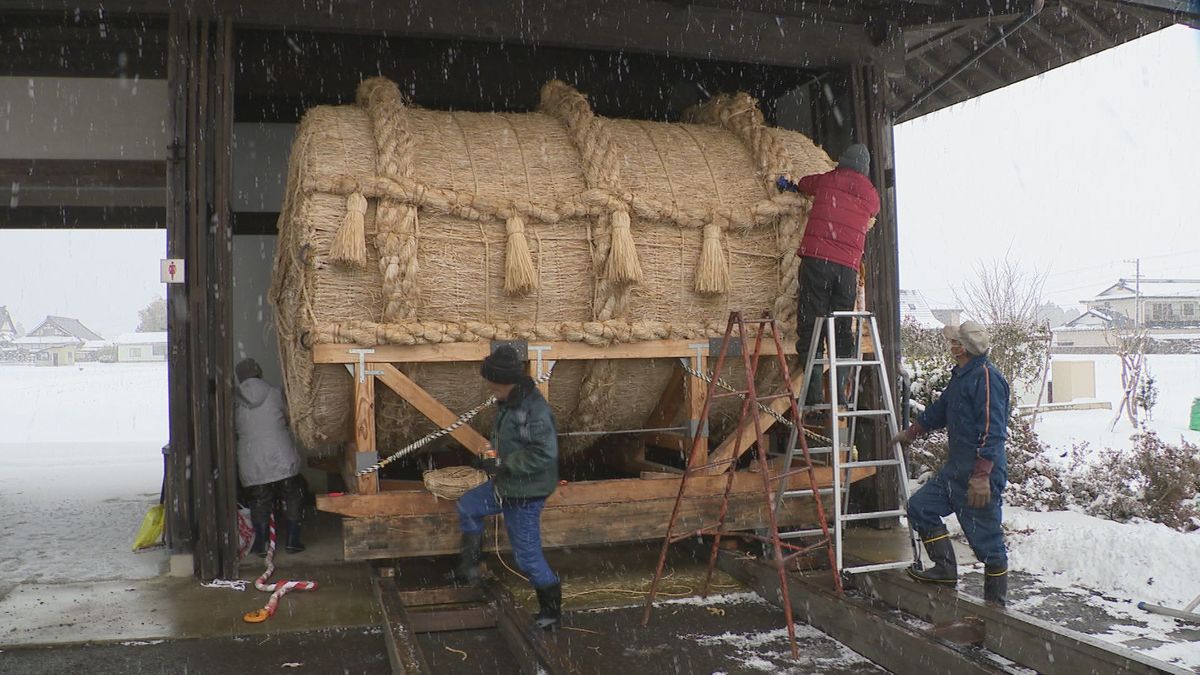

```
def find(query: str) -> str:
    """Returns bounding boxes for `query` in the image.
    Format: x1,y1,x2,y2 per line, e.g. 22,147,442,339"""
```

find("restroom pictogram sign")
161,258,185,284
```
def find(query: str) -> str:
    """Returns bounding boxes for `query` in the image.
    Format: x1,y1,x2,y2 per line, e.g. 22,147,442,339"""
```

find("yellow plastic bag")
133,504,165,551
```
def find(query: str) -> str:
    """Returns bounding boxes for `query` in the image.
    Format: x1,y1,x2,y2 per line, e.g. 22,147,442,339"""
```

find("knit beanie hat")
481,345,525,384
942,321,990,356
235,358,262,383
838,143,870,176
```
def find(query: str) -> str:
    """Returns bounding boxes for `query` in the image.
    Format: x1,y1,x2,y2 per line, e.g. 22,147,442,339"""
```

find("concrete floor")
0,510,916,673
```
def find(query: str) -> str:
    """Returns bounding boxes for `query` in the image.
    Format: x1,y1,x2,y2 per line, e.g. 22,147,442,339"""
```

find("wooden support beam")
0,206,165,229
408,606,497,633
702,371,804,475
716,552,1012,675
481,580,579,675
397,586,482,608
685,355,709,468
0,159,166,189
344,366,379,495
642,432,689,454
1064,1,1116,45
374,363,490,456
374,577,433,674
313,340,794,364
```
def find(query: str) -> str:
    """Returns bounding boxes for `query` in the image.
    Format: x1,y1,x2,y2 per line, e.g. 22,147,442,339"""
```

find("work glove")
889,423,922,448
966,457,994,508
775,175,798,193
966,475,991,509
472,454,500,477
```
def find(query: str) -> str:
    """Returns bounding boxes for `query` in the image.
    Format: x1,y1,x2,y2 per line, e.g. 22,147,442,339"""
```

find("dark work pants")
907,471,1008,568
247,474,305,526
457,481,559,589
796,257,858,402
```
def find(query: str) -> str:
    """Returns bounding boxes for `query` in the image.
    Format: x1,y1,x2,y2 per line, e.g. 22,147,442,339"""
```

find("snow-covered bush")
1004,417,1068,510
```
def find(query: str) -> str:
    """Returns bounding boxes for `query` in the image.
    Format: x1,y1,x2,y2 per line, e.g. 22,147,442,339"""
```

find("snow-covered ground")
0,363,168,586
1034,354,1200,459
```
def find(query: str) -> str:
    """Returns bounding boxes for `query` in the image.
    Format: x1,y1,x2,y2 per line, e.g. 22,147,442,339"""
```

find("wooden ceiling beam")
1063,1,1117,44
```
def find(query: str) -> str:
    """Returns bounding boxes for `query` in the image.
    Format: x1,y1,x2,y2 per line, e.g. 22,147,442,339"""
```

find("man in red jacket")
777,143,881,404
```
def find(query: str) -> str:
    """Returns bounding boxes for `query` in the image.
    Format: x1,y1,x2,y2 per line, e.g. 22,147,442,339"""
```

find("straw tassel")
330,192,368,267
695,221,731,295
605,209,643,284
503,214,537,294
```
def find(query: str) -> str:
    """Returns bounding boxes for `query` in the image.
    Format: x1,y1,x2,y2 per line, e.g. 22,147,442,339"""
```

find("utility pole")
1124,258,1141,328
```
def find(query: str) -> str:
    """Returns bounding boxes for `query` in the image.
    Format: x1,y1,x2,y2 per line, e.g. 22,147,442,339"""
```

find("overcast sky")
0,25,1196,339
895,25,1200,310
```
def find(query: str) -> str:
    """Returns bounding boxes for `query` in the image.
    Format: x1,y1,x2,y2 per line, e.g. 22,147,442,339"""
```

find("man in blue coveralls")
892,321,1011,607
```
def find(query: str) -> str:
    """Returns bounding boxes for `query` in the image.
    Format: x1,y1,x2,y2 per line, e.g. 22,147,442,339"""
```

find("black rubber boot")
984,565,1008,607
533,582,562,630
285,521,306,554
907,527,958,585
449,532,484,585
250,519,269,558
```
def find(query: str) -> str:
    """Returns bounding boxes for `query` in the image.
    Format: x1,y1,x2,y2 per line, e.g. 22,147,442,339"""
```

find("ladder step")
712,390,749,400
842,560,913,575
834,409,890,418
755,392,795,402
829,311,874,318
783,487,839,498
838,459,901,469
840,509,906,522
808,358,882,367
778,528,827,539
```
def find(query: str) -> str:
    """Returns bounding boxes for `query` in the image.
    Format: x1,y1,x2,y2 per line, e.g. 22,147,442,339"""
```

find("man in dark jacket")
777,143,881,404
453,345,562,629
234,358,306,555
892,321,1011,607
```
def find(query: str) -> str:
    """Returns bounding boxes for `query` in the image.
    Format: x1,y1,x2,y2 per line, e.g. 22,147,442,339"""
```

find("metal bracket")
489,339,528,361
686,343,710,438
709,337,741,357
528,345,552,379
348,348,383,383
355,450,379,473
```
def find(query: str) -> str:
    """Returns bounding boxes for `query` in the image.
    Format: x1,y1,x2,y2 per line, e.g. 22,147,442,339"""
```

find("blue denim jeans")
907,471,1007,568
457,481,559,588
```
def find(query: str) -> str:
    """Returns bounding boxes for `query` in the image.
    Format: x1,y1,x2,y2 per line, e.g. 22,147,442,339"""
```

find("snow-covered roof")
80,340,111,350
1092,279,1200,301
898,290,944,329
115,332,168,345
11,335,81,346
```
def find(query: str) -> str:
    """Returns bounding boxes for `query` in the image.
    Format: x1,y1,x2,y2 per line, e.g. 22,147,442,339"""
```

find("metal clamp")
347,348,383,383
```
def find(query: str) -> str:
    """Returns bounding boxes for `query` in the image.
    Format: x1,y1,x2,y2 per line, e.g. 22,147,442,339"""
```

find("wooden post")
348,365,380,495
856,63,901,523
685,354,709,468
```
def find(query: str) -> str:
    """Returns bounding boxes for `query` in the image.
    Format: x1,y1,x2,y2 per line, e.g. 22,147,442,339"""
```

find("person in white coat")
235,358,306,555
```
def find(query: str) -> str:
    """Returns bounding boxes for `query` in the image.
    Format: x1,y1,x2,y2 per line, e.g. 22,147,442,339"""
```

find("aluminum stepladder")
640,311,841,660
774,310,922,576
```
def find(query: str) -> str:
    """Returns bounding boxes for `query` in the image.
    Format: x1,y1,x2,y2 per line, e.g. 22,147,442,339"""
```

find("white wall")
232,235,282,387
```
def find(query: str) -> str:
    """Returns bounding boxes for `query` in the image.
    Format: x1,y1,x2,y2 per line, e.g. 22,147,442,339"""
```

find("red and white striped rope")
243,514,317,622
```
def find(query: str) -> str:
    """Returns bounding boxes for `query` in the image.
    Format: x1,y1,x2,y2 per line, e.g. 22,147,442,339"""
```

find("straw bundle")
270,78,834,457
423,466,489,500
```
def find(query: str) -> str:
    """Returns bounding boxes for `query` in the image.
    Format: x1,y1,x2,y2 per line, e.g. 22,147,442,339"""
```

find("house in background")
1053,279,1200,348
78,339,115,362
11,315,103,366
115,332,168,362
900,290,964,330
0,306,17,343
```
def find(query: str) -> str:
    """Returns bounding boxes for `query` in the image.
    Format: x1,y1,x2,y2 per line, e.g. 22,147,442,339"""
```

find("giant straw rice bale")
271,77,834,457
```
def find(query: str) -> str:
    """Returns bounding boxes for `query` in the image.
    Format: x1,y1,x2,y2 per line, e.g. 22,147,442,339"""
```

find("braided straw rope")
423,466,489,499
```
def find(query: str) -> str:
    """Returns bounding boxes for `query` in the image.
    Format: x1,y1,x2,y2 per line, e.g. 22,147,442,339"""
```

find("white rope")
201,579,247,592
355,366,556,477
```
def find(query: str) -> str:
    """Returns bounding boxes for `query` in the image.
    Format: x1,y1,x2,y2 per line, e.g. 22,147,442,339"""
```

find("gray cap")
942,321,990,356
838,143,870,176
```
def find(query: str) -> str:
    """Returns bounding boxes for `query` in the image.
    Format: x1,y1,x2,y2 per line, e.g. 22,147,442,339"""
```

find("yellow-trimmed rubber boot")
907,527,958,585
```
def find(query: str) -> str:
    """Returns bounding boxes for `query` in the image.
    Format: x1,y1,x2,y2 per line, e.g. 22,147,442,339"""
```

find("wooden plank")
703,371,804,475
854,569,1193,675
341,488,833,560
481,579,579,675
0,158,166,188
318,466,875,517
716,552,1015,675
313,340,796,364
685,355,709,468
409,606,497,633
346,367,379,495
374,577,433,674
374,363,490,455
397,586,483,608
